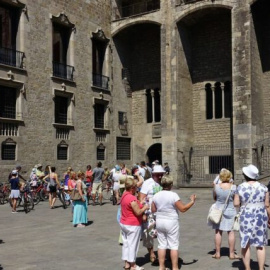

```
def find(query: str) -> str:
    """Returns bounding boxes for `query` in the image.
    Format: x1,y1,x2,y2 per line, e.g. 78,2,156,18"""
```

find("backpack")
144,167,151,180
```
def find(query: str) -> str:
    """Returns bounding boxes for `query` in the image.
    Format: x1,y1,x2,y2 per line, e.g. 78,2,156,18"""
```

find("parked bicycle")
0,182,11,204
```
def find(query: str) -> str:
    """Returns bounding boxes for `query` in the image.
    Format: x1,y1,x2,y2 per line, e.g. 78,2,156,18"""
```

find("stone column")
232,1,253,183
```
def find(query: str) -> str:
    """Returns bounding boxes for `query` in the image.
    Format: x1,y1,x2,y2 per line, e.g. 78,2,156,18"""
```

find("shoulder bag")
208,185,233,224
232,186,258,231
70,184,82,201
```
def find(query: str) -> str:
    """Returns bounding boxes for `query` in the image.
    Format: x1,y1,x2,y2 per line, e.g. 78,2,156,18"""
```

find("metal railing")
92,73,109,89
0,47,24,68
181,144,233,183
120,0,160,18
53,62,75,81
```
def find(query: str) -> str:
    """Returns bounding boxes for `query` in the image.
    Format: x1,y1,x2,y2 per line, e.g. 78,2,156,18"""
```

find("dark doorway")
147,143,162,164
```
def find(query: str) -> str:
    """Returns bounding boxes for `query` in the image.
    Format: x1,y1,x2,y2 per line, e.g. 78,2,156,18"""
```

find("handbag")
208,185,233,224
232,186,258,231
70,189,82,201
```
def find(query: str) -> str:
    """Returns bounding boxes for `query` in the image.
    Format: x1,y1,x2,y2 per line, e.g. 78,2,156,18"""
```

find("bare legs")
158,249,179,270
11,198,18,212
256,247,265,270
214,229,222,258
213,230,238,259
49,192,56,208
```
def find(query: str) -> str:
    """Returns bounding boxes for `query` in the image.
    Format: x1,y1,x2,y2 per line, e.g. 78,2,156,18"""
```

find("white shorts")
10,190,20,199
113,182,119,191
156,218,179,250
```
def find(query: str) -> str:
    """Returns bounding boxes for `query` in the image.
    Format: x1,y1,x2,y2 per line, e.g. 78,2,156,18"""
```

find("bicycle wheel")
112,193,117,205
58,191,67,209
40,189,49,201
0,191,4,204
64,192,71,206
24,195,31,213
102,187,111,200
32,192,40,205
29,195,35,210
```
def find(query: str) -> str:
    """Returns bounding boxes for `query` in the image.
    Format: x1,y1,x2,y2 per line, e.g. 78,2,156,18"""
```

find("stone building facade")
0,0,269,186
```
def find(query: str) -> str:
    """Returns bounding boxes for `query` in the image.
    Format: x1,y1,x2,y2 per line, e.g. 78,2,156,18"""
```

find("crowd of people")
6,161,270,270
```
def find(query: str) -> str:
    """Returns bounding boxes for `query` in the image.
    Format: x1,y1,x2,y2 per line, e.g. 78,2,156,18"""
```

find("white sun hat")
152,165,166,174
242,164,259,179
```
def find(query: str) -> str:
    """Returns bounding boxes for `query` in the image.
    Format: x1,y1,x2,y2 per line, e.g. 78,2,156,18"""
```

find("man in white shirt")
139,165,166,264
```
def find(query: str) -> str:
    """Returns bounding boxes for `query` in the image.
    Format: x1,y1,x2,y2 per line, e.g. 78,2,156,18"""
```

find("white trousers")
156,218,179,250
120,223,142,263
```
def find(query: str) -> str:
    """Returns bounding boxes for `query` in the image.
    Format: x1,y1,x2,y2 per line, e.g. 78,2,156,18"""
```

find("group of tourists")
208,165,270,270
7,161,270,270
119,163,195,270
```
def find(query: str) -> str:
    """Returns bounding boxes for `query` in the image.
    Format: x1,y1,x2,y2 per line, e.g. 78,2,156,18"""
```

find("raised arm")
175,194,196,213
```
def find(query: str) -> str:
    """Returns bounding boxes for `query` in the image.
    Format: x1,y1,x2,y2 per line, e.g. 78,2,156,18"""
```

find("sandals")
150,256,157,263
130,266,144,270
229,255,241,260
212,254,220,259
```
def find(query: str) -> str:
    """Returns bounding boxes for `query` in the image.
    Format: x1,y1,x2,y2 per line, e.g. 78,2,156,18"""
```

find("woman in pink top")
120,177,149,270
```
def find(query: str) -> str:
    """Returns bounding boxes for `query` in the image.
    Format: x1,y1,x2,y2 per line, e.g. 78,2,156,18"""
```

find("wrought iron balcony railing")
0,47,24,68
120,0,160,18
53,61,75,81
92,73,109,89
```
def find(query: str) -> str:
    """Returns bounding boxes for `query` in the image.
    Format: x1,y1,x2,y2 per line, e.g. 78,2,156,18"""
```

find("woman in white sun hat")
234,164,270,270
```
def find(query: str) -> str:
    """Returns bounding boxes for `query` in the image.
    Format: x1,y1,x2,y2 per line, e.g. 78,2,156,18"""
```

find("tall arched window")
214,82,222,119
205,83,213,120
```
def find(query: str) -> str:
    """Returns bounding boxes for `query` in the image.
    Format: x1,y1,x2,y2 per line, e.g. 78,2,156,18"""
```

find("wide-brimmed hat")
152,165,165,174
242,164,259,180
35,164,42,169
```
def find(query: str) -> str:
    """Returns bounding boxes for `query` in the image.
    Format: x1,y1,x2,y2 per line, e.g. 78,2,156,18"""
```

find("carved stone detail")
92,29,110,42
51,12,75,30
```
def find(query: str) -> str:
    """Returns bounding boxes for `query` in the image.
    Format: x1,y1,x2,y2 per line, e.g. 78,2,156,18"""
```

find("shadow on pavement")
208,247,239,258
86,221,93,226
231,259,270,270
0,240,4,244
0,264,3,270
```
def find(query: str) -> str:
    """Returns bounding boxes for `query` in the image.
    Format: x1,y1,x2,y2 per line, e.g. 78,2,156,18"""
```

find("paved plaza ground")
0,188,269,270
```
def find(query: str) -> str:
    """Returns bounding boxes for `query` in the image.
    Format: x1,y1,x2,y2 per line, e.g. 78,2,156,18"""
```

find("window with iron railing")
0,5,24,68
92,73,109,89
92,34,109,89
94,103,105,129
209,155,232,174
52,23,74,80
0,86,16,119
57,144,68,160
55,96,68,124
1,143,16,160
97,148,105,160
117,137,131,160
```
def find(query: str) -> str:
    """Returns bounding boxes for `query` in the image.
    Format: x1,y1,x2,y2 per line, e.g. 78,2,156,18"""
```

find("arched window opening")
214,82,222,119
205,81,232,120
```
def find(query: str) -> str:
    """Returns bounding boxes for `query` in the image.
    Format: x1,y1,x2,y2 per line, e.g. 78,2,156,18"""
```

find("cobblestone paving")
0,188,269,270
